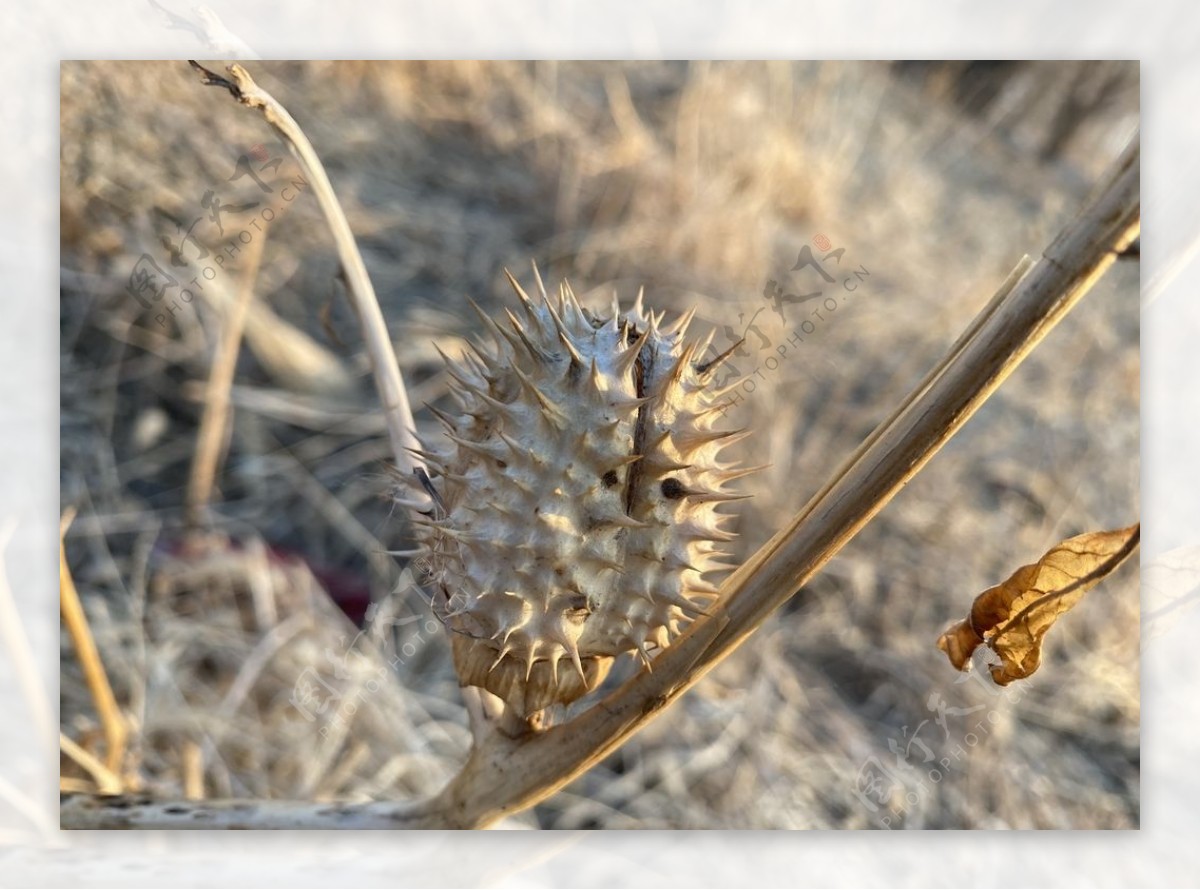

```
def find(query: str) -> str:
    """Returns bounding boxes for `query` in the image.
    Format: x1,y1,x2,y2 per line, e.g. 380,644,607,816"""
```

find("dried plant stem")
59,732,123,795
188,61,430,509
182,740,205,800
185,228,266,528
59,512,129,780
61,134,1139,831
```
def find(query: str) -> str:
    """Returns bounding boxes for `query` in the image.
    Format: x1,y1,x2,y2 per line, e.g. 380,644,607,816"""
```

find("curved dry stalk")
59,733,123,795
62,133,1139,830
188,61,431,510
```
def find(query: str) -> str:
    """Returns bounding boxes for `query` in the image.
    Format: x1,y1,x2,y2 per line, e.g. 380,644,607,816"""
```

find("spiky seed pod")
415,269,750,720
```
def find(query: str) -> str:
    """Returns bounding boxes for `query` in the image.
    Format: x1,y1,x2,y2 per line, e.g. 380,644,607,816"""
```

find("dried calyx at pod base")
403,267,754,725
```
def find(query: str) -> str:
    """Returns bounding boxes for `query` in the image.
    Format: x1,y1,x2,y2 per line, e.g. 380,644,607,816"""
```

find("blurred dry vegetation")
60,60,1139,828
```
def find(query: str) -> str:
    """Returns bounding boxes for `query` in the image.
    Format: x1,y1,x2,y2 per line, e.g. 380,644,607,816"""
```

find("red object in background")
156,537,374,627
813,233,832,252
269,546,373,626
249,143,269,162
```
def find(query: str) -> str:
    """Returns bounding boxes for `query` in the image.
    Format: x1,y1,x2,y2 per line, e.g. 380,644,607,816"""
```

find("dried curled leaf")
937,524,1139,685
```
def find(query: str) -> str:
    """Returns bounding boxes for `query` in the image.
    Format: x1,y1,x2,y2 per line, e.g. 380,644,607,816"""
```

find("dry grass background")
59,60,1139,828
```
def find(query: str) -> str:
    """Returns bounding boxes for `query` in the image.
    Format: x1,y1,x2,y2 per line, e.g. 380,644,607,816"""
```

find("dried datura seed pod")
410,268,751,720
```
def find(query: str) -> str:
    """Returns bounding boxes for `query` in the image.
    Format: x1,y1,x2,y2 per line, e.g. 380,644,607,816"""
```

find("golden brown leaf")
937,524,1139,685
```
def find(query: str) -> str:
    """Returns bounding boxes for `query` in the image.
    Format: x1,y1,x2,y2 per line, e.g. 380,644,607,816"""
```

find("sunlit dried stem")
60,510,129,780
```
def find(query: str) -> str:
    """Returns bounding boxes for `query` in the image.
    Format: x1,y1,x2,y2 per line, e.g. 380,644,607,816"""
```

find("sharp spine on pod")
415,264,756,725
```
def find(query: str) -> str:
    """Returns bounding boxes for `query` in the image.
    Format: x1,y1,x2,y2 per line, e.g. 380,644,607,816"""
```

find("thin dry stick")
181,740,205,801
60,732,123,795
59,511,129,780
185,228,267,528
188,61,431,510
61,134,1139,830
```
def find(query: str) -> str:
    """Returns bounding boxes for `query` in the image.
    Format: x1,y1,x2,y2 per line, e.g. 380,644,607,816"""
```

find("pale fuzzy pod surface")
408,270,751,718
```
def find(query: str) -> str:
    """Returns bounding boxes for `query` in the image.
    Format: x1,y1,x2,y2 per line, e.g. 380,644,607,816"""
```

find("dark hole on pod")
660,477,687,499
602,470,620,488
